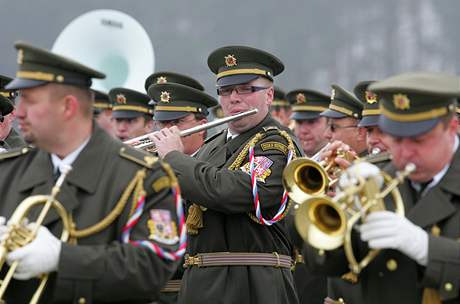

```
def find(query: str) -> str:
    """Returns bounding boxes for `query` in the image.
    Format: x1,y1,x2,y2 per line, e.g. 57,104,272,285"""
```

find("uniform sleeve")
53,161,181,303
164,132,294,214
421,235,460,301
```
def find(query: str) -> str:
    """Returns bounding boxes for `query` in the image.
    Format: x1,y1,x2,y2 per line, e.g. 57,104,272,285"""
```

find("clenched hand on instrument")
6,224,61,280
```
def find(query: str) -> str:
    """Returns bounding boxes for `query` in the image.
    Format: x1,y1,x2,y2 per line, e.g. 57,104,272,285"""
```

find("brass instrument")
0,165,73,304
282,147,356,203
124,109,259,152
294,163,415,280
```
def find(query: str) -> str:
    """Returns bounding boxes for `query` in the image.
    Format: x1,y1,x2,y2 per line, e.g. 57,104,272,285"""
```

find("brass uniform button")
444,282,453,292
386,259,398,271
78,297,86,304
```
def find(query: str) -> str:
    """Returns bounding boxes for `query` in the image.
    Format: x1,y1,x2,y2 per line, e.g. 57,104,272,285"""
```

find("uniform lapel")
407,142,460,228
200,130,228,167
18,125,112,226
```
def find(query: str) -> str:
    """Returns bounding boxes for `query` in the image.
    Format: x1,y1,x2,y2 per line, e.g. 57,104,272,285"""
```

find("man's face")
114,115,152,141
366,126,388,154
16,84,65,147
155,113,207,155
383,118,458,182
271,107,292,127
294,116,329,156
95,109,116,137
0,111,15,141
218,78,273,133
324,117,360,147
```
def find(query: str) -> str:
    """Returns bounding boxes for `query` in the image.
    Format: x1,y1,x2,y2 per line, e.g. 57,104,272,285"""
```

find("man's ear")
266,86,274,105
62,95,79,120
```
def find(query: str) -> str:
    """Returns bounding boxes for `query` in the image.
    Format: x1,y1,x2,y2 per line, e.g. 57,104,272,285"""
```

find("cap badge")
156,76,167,84
296,93,306,104
393,94,410,110
160,91,171,103
17,49,24,65
330,89,336,101
365,91,377,104
116,94,127,104
224,54,237,67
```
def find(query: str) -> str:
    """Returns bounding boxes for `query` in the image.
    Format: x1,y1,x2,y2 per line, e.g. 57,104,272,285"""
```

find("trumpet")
294,163,415,281
0,165,74,304
282,146,357,203
124,109,258,152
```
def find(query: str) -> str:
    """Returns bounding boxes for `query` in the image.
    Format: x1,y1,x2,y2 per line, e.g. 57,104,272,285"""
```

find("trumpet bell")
282,158,330,203
294,196,347,251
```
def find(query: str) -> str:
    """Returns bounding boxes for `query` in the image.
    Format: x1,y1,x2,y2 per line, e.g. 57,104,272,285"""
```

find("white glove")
338,162,383,189
360,211,428,266
7,224,62,280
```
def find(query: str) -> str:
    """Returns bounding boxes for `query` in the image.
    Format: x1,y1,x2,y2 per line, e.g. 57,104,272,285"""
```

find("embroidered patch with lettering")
260,142,288,155
148,209,179,245
240,156,273,183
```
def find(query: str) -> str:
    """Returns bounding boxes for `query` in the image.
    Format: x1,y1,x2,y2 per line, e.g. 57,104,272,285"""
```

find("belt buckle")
272,252,281,268
184,254,203,268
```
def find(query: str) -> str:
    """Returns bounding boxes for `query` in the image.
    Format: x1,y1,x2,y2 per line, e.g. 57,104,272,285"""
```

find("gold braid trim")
239,129,297,224
70,169,147,239
187,128,298,233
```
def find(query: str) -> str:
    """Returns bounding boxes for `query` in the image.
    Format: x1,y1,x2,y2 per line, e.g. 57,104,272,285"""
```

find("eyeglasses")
327,124,358,132
217,85,268,96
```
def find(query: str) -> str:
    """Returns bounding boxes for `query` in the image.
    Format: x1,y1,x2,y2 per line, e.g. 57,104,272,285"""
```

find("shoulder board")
119,145,159,169
262,126,280,132
0,146,32,161
204,129,225,143
364,151,392,164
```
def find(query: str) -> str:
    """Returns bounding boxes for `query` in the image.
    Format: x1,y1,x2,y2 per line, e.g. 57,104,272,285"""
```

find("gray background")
1,0,459,96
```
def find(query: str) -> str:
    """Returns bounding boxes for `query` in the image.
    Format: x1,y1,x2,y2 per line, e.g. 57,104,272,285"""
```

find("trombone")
0,165,73,304
124,109,258,152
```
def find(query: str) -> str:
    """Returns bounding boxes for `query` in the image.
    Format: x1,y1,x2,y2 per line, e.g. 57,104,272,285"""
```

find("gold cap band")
217,68,268,79
155,105,200,113
94,102,112,109
292,105,328,112
16,70,55,82
329,104,353,116
271,100,290,106
381,104,450,122
362,109,381,116
112,105,152,114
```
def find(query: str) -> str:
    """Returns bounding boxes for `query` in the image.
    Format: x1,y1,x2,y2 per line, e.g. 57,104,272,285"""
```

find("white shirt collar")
226,129,239,141
51,137,91,173
414,136,459,196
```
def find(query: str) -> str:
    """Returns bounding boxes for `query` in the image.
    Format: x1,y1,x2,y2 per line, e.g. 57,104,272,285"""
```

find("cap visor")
320,109,348,118
154,111,190,121
5,78,47,90
358,115,380,127
378,115,440,137
112,110,146,119
291,111,321,120
217,74,259,87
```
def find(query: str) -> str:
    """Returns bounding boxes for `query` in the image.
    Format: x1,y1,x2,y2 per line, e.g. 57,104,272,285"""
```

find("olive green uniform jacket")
4,127,26,148
164,114,302,304
302,146,460,303
0,125,180,304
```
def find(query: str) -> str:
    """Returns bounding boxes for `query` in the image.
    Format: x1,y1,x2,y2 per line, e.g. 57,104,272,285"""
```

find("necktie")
53,167,61,182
